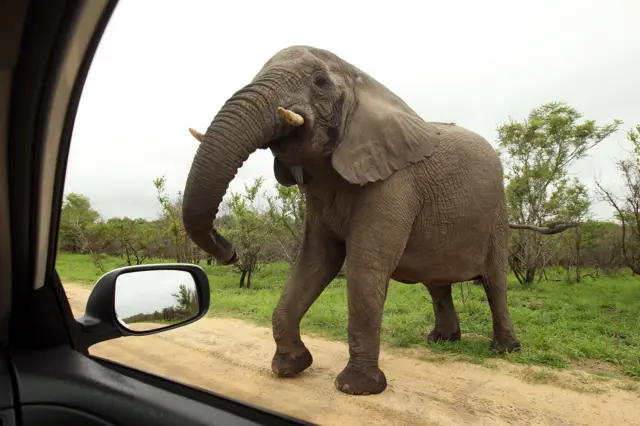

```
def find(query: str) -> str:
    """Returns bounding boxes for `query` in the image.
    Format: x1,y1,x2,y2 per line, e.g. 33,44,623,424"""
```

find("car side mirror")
75,264,210,348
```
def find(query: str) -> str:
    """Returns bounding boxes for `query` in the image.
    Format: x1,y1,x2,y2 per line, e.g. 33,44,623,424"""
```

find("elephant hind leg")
424,283,461,342
480,236,521,353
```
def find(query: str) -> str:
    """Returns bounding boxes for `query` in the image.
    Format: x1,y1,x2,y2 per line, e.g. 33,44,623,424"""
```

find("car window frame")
5,1,311,424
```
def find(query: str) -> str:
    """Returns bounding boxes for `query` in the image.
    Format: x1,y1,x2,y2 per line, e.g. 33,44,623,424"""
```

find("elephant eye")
313,73,330,90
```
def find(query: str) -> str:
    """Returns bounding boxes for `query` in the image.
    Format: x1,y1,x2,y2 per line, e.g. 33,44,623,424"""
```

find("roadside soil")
64,283,640,426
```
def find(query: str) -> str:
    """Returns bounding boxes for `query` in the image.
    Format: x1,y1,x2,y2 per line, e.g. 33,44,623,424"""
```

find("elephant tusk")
290,166,304,185
188,127,204,143
277,107,304,126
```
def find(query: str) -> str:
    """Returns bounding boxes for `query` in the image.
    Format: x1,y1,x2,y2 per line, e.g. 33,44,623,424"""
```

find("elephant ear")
273,156,297,186
331,75,443,185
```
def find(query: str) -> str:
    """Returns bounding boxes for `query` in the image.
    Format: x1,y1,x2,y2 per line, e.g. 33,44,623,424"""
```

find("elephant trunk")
182,84,288,264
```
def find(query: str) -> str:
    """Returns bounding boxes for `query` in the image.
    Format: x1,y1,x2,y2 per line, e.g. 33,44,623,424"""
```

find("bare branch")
509,221,579,235
595,178,637,274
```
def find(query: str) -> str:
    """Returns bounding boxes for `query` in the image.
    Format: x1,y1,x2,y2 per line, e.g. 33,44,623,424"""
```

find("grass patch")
593,372,615,381
616,383,639,392
521,367,558,385
56,253,640,380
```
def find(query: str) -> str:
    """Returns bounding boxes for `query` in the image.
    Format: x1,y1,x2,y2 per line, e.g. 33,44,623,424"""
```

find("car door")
1,1,310,425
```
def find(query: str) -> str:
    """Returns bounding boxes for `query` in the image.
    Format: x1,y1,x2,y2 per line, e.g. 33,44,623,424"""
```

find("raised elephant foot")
426,328,461,343
490,336,521,354
271,347,313,377
334,365,387,395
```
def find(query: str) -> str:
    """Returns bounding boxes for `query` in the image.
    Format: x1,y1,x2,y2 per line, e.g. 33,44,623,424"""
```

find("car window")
55,1,640,425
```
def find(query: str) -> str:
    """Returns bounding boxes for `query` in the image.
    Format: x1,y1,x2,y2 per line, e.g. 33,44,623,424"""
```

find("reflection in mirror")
114,269,199,333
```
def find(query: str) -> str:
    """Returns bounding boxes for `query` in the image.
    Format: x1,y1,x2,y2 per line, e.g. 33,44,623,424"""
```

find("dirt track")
64,283,639,426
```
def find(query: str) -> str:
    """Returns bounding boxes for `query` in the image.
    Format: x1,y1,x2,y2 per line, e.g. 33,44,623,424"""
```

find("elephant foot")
427,328,461,343
271,347,313,377
334,365,387,396
490,335,521,354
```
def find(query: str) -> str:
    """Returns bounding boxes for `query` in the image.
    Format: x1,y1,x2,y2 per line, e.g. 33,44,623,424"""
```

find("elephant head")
182,45,441,263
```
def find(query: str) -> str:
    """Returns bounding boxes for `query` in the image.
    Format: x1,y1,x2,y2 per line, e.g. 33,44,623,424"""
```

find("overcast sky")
64,0,640,221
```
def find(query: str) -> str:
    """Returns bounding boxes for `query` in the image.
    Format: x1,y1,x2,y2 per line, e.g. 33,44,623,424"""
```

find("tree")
224,177,273,288
58,193,112,271
582,221,624,275
58,193,101,252
498,101,621,286
153,176,202,264
596,124,640,274
105,217,159,265
172,283,199,317
553,183,592,282
265,183,306,264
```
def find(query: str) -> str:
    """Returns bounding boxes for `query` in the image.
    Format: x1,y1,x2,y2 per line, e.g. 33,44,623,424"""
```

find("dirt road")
64,283,639,426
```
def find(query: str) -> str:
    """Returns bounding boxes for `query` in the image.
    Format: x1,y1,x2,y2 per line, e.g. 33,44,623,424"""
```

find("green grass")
56,253,640,380
520,367,559,385
617,383,639,392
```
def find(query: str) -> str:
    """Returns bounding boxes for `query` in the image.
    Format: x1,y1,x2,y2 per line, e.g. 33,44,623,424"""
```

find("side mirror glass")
114,269,200,333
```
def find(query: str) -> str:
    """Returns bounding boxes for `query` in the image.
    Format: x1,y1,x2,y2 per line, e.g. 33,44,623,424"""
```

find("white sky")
64,0,640,222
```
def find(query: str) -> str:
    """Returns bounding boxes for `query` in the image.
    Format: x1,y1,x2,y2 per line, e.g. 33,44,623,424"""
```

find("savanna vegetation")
56,102,640,380
122,283,199,325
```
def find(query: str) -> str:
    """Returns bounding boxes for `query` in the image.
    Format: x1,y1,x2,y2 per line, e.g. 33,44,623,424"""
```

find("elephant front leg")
271,225,345,378
334,264,390,395
425,284,461,342
335,220,413,395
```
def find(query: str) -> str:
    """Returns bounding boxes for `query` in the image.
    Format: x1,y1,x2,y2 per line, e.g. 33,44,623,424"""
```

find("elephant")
182,45,575,396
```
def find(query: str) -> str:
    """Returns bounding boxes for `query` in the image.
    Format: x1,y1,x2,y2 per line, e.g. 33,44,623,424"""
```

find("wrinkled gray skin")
182,46,527,395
